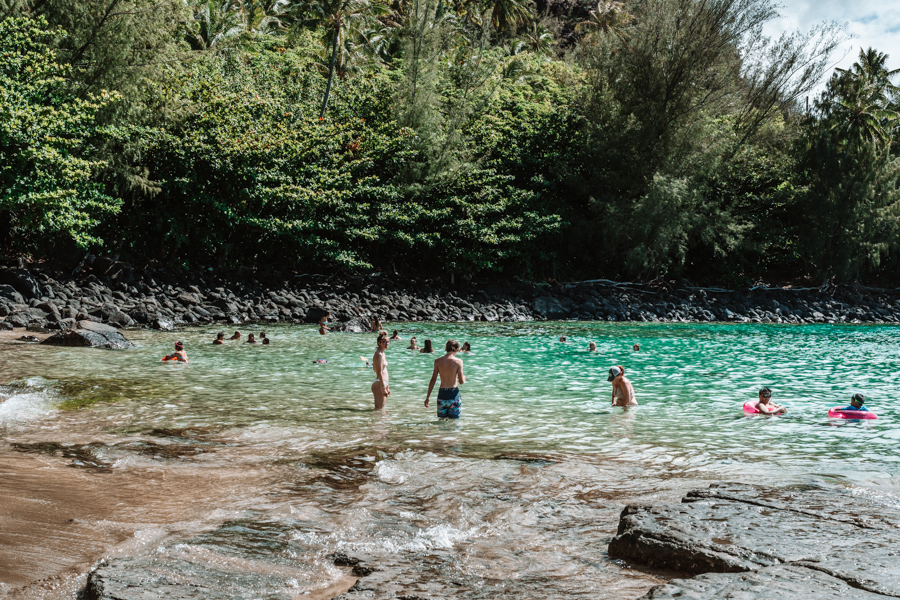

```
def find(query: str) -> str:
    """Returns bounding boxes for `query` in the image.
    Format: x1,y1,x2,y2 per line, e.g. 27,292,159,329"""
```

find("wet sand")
0,442,359,600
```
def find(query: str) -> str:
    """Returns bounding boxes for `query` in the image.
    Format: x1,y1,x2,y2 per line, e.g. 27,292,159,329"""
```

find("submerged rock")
610,483,900,597
42,320,135,349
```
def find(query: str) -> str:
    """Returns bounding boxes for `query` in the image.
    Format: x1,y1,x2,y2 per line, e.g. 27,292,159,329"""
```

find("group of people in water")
162,322,875,419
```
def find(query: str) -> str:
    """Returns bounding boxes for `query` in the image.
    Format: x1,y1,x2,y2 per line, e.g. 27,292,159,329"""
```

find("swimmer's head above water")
633,344,640,351
560,336,567,342
589,342,597,351
758,387,772,403
850,393,866,408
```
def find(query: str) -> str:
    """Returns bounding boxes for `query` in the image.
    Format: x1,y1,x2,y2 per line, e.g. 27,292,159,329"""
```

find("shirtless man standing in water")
425,340,466,418
371,330,391,410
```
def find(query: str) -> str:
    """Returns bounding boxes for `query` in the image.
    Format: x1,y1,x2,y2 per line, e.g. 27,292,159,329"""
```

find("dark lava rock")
0,268,41,299
610,483,900,597
42,320,135,349
533,295,574,320
639,565,888,600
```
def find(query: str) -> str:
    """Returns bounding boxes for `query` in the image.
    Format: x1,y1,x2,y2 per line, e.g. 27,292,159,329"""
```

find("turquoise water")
3,322,898,483
2,322,900,598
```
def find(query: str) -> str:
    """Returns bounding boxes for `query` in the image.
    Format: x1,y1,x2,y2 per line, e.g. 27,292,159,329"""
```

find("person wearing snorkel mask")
755,387,787,414
608,366,637,406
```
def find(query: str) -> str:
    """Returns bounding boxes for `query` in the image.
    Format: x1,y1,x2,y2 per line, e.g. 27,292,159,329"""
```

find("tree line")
1,0,899,284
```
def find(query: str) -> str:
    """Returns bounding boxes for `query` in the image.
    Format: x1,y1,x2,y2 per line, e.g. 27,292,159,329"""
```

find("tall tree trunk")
320,30,339,118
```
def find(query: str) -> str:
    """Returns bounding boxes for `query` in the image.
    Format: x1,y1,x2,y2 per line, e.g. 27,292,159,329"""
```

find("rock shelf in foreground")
610,483,900,599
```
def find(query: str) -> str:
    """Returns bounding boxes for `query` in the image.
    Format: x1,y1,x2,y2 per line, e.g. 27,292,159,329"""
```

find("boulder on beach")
610,483,900,598
42,320,135,349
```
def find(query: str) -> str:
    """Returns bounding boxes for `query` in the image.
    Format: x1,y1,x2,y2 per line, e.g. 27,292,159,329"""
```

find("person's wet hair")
446,339,460,352
759,387,772,398
216,332,224,339
422,339,433,352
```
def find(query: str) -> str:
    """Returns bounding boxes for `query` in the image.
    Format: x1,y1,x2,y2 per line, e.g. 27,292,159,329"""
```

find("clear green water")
2,322,899,598
3,322,899,483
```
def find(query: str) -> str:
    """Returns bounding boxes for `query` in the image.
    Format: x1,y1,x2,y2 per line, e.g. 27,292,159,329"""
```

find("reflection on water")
2,322,900,598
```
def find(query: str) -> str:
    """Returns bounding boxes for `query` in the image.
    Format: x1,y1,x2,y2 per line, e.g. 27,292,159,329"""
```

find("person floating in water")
163,341,189,362
390,330,402,340
260,332,269,345
633,344,640,351
425,339,466,419
461,342,471,352
839,393,869,412
247,333,258,344
589,341,597,352
228,331,241,340
420,339,434,353
314,358,328,364
319,312,331,336
755,387,787,414
407,336,420,350
608,365,636,406
371,330,390,410
560,336,567,343
213,332,225,345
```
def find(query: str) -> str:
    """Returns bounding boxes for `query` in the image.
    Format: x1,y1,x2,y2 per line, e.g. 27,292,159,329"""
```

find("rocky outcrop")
4,257,900,330
640,565,888,600
42,320,135,349
611,483,900,599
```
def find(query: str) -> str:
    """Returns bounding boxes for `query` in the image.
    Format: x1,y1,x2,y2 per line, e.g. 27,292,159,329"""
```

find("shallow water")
2,322,899,598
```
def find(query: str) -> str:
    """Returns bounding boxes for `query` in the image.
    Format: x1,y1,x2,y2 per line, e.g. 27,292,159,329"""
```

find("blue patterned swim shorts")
437,387,461,419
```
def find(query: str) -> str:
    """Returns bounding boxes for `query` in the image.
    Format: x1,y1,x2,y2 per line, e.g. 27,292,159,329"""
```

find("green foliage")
0,17,122,251
109,43,560,274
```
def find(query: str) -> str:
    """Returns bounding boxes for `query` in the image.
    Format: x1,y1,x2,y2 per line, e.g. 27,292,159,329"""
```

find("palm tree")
520,21,554,57
486,0,533,34
575,0,633,42
294,0,391,118
830,48,900,153
185,0,287,50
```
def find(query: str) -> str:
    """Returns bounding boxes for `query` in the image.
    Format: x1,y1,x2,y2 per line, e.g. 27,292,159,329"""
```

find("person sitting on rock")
420,339,434,353
213,332,225,345
589,341,597,352
839,393,869,412
390,330,402,340
461,342,471,352
755,387,787,415
260,332,269,345
163,341,189,362
407,336,420,350
229,331,241,340
247,333,258,344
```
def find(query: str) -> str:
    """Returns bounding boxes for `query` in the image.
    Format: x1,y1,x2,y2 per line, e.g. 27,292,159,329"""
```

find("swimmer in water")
608,365,636,406
407,336,420,350
371,330,390,410
460,341,471,352
164,341,189,362
314,358,328,364
390,329,402,340
838,393,869,412
420,339,434,353
229,331,241,340
371,317,383,331
589,341,597,352
425,339,466,418
247,333,257,344
319,312,331,335
560,336,567,343
755,387,787,414
633,344,640,351
260,332,269,345
213,332,225,345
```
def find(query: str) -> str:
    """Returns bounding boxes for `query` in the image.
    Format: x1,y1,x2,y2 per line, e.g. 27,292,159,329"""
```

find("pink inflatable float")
743,400,761,414
828,407,877,420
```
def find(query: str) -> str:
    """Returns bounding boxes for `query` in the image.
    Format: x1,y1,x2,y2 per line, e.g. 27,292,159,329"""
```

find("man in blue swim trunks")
425,339,466,418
